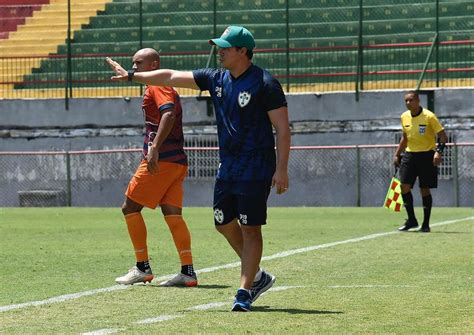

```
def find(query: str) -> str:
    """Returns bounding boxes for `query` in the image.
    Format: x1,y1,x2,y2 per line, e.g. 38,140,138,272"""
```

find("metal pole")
212,0,217,69
213,0,217,55
416,33,438,91
139,0,143,96
435,0,440,87
66,152,72,207
139,0,143,50
65,0,72,109
453,144,459,207
285,0,290,92
356,146,361,207
359,0,364,90
197,45,215,99
355,0,363,101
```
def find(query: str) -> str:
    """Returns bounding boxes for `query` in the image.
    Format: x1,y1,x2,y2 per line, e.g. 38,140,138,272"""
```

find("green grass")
0,207,473,334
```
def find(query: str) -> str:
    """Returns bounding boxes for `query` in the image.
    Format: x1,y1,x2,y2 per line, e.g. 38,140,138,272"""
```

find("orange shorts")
125,160,187,209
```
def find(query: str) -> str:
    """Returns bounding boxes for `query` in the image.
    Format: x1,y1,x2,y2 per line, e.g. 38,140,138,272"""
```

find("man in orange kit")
115,48,197,287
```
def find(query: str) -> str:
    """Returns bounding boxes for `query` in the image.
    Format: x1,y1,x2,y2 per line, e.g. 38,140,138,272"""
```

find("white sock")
253,268,262,282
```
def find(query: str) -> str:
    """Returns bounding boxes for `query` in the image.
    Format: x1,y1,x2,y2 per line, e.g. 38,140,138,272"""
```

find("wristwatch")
127,69,136,82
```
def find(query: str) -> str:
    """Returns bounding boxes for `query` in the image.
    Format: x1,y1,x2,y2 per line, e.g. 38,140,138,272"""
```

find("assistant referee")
394,91,448,233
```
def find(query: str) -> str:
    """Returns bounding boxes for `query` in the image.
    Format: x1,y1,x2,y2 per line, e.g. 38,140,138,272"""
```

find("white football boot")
115,266,154,285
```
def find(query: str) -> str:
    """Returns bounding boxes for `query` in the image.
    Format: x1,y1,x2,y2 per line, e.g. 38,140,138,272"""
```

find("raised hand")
106,57,128,81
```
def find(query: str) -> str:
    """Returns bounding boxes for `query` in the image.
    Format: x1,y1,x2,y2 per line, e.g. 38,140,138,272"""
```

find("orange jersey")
142,85,187,165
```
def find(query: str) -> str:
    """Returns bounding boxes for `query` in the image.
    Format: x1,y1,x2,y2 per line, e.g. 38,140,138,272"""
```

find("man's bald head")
132,48,160,72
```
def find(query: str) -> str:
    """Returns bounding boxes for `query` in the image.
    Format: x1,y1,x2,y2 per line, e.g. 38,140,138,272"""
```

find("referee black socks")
402,192,417,222
422,194,432,227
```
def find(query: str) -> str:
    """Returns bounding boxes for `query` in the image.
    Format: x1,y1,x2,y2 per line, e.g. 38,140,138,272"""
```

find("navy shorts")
399,151,438,188
213,180,272,226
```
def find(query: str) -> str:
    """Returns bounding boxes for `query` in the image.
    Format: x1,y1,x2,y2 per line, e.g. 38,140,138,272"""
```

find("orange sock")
124,212,149,262
164,215,193,265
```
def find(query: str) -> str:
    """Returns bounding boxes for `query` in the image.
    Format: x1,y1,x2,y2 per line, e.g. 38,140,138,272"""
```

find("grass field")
0,207,473,334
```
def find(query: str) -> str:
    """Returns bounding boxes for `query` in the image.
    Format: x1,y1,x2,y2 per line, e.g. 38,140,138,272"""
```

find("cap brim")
209,38,233,48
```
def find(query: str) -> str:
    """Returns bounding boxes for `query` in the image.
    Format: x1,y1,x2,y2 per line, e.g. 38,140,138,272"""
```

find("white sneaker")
115,266,154,285
159,273,198,287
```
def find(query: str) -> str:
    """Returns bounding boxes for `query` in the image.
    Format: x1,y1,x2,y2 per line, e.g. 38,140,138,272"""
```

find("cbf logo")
214,208,224,224
419,125,426,135
238,91,251,107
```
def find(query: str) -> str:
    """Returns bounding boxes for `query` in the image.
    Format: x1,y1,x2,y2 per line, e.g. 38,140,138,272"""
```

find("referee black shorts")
399,151,438,188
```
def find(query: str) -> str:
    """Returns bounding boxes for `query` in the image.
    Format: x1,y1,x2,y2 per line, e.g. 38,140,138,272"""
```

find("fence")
0,0,473,100
0,144,472,207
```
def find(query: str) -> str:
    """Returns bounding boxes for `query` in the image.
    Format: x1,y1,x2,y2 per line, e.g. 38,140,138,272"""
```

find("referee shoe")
398,219,419,231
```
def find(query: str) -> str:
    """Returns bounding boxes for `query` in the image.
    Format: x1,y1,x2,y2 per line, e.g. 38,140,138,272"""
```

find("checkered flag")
383,169,404,212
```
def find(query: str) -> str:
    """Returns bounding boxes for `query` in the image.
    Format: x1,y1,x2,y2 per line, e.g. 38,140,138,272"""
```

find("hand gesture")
272,169,289,195
393,155,401,167
393,155,402,168
147,145,159,174
105,57,128,81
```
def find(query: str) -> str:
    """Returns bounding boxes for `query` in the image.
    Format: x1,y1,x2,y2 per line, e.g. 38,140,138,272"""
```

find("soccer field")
0,207,473,334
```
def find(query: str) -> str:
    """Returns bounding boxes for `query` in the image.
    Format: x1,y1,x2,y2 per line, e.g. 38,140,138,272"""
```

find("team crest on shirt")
419,125,426,135
238,91,251,107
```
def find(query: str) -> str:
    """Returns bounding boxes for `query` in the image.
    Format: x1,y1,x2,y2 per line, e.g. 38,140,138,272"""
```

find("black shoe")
398,219,419,231
416,226,430,233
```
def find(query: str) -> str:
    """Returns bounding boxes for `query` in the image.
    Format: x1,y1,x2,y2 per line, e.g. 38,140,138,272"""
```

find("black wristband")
127,69,136,82
436,142,446,154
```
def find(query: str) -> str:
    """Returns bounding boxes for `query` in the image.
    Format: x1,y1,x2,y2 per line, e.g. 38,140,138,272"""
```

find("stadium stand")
0,0,49,40
0,0,112,97
0,0,473,97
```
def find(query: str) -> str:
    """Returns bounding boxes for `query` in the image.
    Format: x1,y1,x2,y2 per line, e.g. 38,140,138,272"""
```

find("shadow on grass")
193,284,231,289
401,231,472,234
429,231,472,234
146,283,230,289
248,306,343,314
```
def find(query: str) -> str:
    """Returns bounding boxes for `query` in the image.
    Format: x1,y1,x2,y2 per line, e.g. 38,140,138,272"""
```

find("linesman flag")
383,173,403,212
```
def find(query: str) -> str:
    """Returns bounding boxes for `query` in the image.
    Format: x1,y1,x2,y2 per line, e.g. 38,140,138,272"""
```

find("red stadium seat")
0,0,50,38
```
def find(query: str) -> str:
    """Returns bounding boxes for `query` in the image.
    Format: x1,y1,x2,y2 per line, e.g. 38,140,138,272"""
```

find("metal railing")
0,144,472,207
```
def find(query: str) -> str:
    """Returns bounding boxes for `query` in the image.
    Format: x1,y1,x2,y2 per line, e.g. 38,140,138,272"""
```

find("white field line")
81,328,124,335
134,314,185,324
261,216,473,261
328,285,414,288
82,286,300,334
186,302,228,311
1,216,472,314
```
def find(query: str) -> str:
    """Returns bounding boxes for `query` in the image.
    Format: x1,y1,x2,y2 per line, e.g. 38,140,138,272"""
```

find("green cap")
209,26,255,50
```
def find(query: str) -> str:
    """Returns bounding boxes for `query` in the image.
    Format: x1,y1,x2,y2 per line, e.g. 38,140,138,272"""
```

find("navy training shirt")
193,64,287,182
